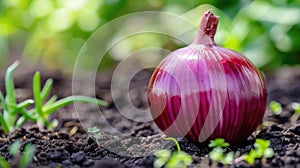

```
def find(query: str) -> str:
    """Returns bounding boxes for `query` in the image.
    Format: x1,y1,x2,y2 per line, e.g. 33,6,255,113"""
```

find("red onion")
148,10,267,145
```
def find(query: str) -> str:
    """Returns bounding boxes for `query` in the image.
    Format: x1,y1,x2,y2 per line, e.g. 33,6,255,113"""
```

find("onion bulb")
148,10,267,145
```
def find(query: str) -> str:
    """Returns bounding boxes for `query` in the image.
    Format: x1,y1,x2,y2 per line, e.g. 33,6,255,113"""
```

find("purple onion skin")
148,10,267,145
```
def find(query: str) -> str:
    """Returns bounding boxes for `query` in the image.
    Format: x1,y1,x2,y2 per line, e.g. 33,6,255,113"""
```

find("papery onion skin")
148,10,267,145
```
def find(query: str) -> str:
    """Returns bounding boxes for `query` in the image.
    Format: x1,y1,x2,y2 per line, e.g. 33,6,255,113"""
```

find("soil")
0,63,300,168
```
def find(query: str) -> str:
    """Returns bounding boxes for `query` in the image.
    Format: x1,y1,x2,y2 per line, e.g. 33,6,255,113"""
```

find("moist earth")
0,65,299,168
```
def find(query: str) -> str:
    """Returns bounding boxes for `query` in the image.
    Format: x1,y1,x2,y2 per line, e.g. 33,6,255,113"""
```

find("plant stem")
193,9,219,45
33,72,48,128
165,137,181,153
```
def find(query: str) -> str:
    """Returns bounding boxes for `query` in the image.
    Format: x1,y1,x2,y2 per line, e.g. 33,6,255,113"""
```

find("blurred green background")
0,0,299,73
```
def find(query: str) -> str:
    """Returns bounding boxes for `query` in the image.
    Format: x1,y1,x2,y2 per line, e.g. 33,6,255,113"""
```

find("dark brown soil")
0,63,300,168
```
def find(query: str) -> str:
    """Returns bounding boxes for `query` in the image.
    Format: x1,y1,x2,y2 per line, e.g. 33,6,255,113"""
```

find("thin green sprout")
165,137,181,153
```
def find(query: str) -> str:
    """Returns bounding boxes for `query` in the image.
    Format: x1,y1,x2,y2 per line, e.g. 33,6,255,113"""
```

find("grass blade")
16,116,26,128
0,91,10,132
8,103,19,115
33,72,44,118
0,113,9,133
0,91,8,112
20,144,35,168
0,155,10,168
9,140,21,156
5,61,19,105
44,95,58,106
19,108,37,121
44,96,107,115
17,99,34,109
16,109,37,128
40,79,53,100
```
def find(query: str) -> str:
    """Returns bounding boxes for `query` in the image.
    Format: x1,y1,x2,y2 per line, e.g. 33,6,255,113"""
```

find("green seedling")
0,61,107,132
87,127,102,148
30,71,107,129
154,137,193,168
291,102,300,124
269,101,282,115
208,138,234,165
0,61,34,132
0,140,35,168
208,138,230,148
0,156,10,168
244,139,274,165
292,103,300,115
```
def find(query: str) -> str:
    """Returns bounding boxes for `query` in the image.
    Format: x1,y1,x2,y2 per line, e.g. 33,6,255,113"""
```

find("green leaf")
209,147,225,161
244,150,256,165
177,151,193,166
87,127,100,133
154,158,167,168
33,72,51,129
0,113,9,133
255,148,264,158
209,138,230,148
165,154,180,168
154,144,193,168
8,104,19,115
9,140,21,156
20,143,35,168
0,91,9,132
40,79,53,100
16,116,27,128
154,150,171,168
255,139,270,150
19,108,37,121
17,99,34,109
44,95,57,106
94,133,102,139
224,152,234,165
44,96,107,115
269,101,282,115
0,91,8,112
165,151,193,168
155,150,171,159
0,155,10,168
5,61,19,105
33,72,45,121
291,103,300,115
263,148,274,158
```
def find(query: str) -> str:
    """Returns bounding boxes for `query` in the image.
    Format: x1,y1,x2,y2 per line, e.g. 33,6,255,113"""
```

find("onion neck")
193,9,219,46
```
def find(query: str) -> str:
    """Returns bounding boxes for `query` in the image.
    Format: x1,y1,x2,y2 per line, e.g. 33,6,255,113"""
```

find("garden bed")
0,64,299,168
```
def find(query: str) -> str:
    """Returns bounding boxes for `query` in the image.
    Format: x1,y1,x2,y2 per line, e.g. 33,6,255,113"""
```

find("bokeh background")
0,0,299,73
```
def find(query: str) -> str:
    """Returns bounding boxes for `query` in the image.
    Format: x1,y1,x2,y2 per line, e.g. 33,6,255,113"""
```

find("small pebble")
284,157,294,165
82,159,94,167
62,159,72,166
71,151,86,164
271,124,284,131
